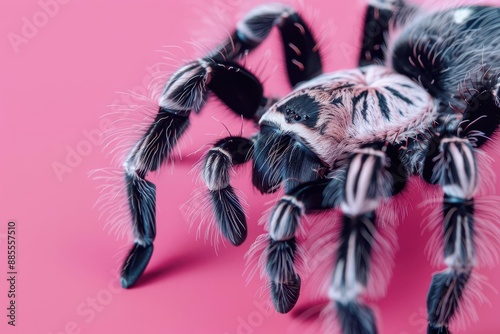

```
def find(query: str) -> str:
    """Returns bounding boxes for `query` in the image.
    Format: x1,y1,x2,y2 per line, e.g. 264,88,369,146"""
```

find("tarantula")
117,1,500,333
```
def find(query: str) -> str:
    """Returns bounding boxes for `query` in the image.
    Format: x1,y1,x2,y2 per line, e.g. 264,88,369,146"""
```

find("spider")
117,1,500,333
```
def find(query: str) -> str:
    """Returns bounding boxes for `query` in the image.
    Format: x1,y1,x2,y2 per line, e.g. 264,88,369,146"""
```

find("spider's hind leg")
324,142,406,334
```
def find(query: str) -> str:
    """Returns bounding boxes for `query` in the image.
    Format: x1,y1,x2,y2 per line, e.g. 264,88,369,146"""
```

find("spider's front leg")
324,143,405,334
265,179,331,313
265,142,407,332
120,61,265,288
201,136,254,246
121,3,324,288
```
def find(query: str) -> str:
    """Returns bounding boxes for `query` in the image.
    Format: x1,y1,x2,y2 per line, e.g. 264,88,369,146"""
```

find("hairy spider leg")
201,136,254,246
208,3,323,87
323,143,405,334
264,141,407,332
265,179,331,313
121,61,264,288
420,81,500,333
390,6,500,332
204,3,327,246
121,3,324,288
202,2,328,305
359,0,417,67
422,134,478,334
254,125,326,313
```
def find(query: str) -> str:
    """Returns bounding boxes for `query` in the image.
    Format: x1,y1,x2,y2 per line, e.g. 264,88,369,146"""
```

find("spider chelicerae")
116,1,500,333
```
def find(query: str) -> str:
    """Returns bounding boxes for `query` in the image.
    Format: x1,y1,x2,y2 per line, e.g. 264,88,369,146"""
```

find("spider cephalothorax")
259,66,436,167
115,1,500,333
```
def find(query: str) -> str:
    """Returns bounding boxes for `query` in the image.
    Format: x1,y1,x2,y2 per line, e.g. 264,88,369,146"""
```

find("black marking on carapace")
334,83,356,91
352,91,369,122
277,94,320,127
330,96,344,106
375,91,390,120
385,86,414,105
399,83,414,89
318,123,328,135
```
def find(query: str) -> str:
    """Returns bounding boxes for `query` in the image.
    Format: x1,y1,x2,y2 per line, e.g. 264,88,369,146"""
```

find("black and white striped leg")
422,136,478,334
359,0,416,66
121,3,323,289
266,180,331,313
121,60,266,288
121,111,189,289
326,143,405,334
202,136,253,246
209,3,322,87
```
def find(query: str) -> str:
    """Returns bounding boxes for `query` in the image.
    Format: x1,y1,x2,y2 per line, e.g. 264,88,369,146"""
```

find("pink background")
1,0,500,333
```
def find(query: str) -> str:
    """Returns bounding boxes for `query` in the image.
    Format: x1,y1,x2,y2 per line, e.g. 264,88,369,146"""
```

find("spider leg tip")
120,277,132,289
271,274,301,314
120,243,155,289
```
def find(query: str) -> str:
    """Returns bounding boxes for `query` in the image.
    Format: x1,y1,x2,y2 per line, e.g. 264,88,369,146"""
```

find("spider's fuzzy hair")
181,186,248,253
244,233,309,314
90,18,221,243
244,203,309,280
100,59,194,169
90,168,134,242
421,137,500,269
302,206,399,302
90,53,197,238
421,190,500,330
447,272,496,332
92,0,338,243
188,0,285,87
391,4,500,112
262,67,438,170
181,152,251,253
243,191,312,309
422,193,500,267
